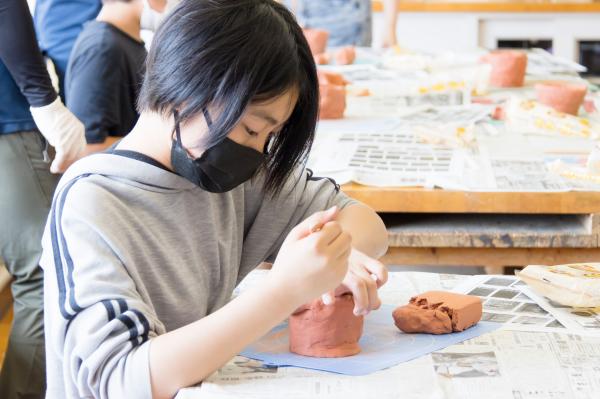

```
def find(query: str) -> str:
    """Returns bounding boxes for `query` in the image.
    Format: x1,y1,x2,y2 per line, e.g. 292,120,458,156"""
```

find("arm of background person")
0,0,56,107
382,0,398,48
0,0,86,172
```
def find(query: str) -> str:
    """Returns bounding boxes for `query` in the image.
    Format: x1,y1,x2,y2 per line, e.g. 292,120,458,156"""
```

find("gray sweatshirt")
40,152,356,398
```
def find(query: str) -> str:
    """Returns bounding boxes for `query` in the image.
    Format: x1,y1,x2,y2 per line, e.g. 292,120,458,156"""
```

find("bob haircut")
137,0,319,195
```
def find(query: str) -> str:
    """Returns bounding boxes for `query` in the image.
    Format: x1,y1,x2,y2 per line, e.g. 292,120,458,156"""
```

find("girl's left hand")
333,248,388,316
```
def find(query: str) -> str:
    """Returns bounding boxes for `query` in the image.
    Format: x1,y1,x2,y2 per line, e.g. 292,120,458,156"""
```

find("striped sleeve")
41,176,163,399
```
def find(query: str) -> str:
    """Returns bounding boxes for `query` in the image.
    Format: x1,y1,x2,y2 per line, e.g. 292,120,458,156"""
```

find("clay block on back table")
535,81,587,116
392,291,482,334
303,29,329,55
317,70,347,119
319,84,346,119
289,294,364,358
481,50,527,88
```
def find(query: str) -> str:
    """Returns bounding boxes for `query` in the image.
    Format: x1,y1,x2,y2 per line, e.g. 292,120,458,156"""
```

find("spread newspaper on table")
309,109,600,192
308,106,491,188
178,272,600,399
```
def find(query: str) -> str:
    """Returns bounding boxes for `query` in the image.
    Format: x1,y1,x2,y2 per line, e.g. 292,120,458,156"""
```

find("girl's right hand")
268,206,352,306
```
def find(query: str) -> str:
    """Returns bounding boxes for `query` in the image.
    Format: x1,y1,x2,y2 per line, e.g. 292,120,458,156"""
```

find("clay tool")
308,220,336,305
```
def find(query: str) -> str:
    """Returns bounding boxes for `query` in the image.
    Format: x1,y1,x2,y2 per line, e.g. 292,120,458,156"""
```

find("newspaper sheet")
347,90,468,117
434,330,600,399
308,107,493,188
488,158,569,192
521,287,600,337
453,275,570,333
477,134,600,192
308,124,466,188
180,331,600,399
310,103,600,191
178,355,445,399
525,48,587,76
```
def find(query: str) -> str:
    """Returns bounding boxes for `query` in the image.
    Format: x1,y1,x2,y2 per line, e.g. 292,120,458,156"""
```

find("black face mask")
170,110,265,193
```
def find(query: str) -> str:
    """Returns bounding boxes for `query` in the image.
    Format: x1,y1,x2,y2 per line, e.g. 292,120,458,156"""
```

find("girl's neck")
116,112,174,170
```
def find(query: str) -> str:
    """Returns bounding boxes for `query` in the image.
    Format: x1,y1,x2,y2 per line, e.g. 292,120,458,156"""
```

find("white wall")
373,11,600,63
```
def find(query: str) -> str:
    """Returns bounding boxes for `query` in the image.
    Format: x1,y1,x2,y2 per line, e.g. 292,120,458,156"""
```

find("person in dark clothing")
0,1,86,397
66,0,164,154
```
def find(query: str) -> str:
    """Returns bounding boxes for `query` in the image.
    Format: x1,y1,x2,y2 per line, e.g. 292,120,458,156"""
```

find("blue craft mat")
240,304,501,376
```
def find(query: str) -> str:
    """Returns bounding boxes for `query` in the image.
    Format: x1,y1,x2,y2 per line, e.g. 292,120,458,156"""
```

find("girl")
41,1,388,398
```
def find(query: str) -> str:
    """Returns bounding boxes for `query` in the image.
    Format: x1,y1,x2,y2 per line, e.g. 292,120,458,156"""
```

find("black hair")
137,0,319,195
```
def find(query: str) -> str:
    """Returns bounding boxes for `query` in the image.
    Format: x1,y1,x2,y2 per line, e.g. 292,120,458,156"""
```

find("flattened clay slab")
289,294,364,357
481,50,527,88
393,291,482,334
535,81,587,115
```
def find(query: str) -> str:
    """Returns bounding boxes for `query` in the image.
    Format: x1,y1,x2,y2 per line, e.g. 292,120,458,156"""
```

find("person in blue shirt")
0,1,87,397
34,0,102,99
285,0,398,48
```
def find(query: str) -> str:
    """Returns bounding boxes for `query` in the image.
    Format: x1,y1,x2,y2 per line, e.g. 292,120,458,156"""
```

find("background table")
342,184,600,274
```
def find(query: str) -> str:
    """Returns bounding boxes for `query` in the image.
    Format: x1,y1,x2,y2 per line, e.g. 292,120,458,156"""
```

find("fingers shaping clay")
392,291,482,334
289,294,364,357
303,29,329,55
535,81,587,115
481,50,527,88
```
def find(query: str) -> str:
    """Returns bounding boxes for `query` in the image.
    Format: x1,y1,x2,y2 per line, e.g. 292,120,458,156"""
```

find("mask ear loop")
173,109,183,143
173,108,214,159
172,109,197,160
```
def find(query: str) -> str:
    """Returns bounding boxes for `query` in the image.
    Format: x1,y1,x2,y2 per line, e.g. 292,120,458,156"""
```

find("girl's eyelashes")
244,125,259,137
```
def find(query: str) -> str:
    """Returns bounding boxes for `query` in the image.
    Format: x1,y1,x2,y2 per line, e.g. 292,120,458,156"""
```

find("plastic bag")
516,263,600,308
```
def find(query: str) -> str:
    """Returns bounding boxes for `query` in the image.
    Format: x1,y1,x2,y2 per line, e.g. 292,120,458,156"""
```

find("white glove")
30,97,86,174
